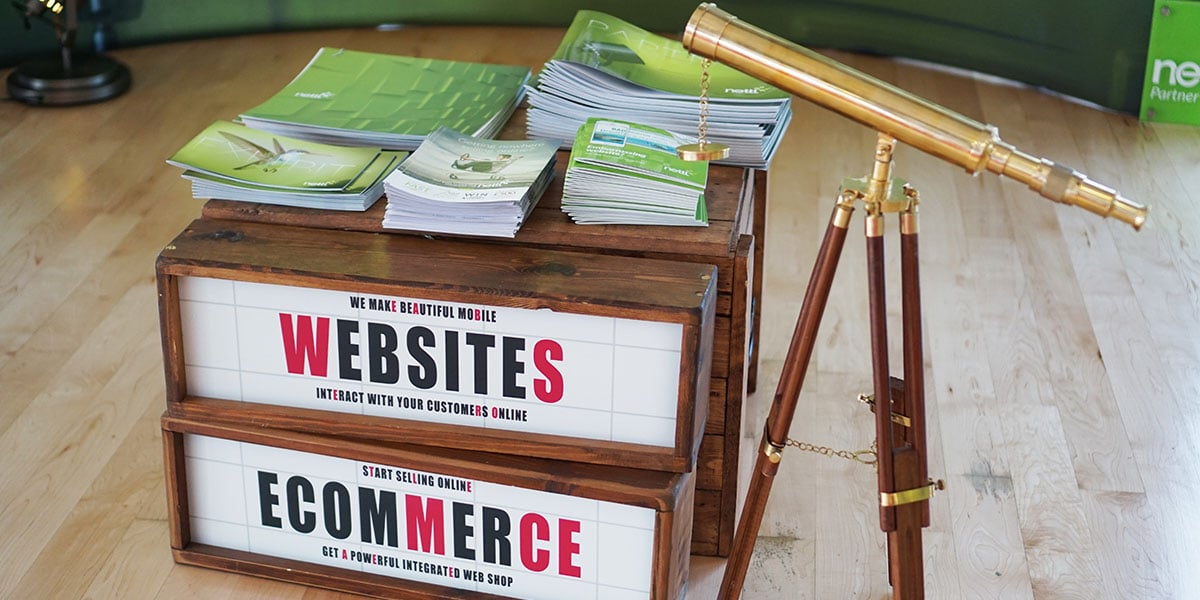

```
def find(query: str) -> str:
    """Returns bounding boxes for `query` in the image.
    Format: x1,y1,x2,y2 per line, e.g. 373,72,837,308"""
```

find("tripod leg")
900,207,929,526
886,205,929,600
718,197,855,600
866,211,897,533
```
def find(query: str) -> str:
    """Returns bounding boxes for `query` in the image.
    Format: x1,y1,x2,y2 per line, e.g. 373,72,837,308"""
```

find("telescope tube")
683,3,1146,229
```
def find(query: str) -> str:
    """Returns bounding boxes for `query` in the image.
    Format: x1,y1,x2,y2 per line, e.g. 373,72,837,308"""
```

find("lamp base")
7,53,131,106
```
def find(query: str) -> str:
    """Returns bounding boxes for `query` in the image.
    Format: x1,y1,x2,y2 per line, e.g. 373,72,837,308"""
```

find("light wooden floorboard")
1,23,1196,600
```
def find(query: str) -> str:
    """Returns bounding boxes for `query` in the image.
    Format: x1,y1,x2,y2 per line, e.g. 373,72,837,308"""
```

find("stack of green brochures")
167,121,405,211
561,118,708,226
382,127,558,238
526,11,791,168
240,48,531,150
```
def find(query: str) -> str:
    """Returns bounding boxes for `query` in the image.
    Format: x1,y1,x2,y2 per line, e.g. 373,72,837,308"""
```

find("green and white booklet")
166,120,405,211
526,10,791,168
382,127,558,238
240,48,531,150
561,118,708,226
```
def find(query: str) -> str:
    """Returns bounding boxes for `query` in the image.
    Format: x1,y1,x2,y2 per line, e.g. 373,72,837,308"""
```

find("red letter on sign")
279,313,329,377
532,339,563,403
518,513,551,572
405,494,446,556
558,518,582,577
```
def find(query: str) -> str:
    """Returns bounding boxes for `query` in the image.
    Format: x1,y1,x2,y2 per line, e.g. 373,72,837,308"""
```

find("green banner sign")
1140,0,1200,125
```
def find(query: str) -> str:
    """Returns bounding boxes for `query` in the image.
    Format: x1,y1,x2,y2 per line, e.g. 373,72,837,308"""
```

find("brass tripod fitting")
866,133,896,204
764,439,785,464
880,479,946,507
900,185,920,235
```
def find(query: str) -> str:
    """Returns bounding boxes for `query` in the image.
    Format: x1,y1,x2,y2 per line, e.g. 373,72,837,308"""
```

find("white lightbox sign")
178,276,685,447
184,434,657,599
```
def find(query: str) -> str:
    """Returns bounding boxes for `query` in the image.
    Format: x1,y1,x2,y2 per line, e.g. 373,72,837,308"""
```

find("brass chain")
785,437,879,469
697,58,712,145
676,57,728,161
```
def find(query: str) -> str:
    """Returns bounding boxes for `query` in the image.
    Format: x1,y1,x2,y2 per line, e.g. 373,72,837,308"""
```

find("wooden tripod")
720,132,942,599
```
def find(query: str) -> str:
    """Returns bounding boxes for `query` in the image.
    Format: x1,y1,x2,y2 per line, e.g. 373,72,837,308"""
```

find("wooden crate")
158,218,716,474
162,413,694,600
200,154,766,556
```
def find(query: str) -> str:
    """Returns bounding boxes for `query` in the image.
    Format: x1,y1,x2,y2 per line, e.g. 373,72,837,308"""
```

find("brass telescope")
684,2,1147,229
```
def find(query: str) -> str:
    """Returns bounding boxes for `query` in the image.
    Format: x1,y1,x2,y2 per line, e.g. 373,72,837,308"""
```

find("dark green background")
0,1,1155,113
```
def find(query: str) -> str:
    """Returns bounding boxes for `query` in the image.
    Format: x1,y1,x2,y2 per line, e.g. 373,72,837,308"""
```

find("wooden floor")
2,24,1198,600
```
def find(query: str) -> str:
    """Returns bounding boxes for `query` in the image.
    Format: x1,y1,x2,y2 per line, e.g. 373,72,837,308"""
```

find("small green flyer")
562,118,709,226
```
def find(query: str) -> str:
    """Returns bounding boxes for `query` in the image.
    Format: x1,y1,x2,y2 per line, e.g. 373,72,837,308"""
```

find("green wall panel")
0,1,1154,113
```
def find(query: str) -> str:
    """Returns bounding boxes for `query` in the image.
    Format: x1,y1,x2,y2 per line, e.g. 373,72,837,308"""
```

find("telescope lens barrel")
683,2,1147,230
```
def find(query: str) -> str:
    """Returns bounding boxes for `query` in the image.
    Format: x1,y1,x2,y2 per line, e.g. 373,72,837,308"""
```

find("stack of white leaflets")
382,127,558,238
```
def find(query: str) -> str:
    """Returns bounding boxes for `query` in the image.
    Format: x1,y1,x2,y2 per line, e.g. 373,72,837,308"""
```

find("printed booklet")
382,127,558,238
241,48,531,150
561,118,709,226
167,120,405,211
525,10,792,168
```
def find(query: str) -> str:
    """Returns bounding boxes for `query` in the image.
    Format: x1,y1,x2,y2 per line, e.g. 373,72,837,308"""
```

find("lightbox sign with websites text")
177,275,687,447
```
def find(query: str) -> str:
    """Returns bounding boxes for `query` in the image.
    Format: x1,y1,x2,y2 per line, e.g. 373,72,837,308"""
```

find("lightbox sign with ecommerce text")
182,433,658,599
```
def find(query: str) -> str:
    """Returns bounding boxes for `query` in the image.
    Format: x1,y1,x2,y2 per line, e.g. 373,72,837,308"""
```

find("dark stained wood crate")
198,153,767,556
162,413,694,600
158,218,716,475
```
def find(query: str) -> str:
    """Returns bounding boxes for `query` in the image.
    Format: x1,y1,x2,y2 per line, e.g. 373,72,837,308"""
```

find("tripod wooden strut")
720,132,942,599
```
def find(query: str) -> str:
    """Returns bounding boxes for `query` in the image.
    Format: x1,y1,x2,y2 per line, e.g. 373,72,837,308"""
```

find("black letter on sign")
452,501,475,560
367,322,400,384
360,488,399,548
257,471,282,528
502,336,526,399
286,475,316,533
481,506,512,566
464,333,496,395
323,482,353,540
444,330,460,392
337,319,362,381
407,326,437,389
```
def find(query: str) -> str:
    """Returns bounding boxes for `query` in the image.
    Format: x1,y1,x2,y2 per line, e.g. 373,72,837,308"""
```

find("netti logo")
295,91,335,99
723,85,769,95
1153,58,1200,87
1149,58,1200,104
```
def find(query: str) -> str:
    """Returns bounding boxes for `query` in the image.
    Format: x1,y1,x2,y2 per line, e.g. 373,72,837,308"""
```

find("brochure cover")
548,10,787,101
385,127,558,203
383,127,558,237
241,48,531,148
562,118,709,226
169,121,384,190
526,11,792,168
167,120,405,210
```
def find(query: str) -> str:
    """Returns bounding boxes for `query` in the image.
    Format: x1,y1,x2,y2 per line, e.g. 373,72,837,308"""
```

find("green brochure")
241,48,531,147
168,120,406,210
548,10,787,101
168,120,385,191
527,10,792,168
562,118,709,226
